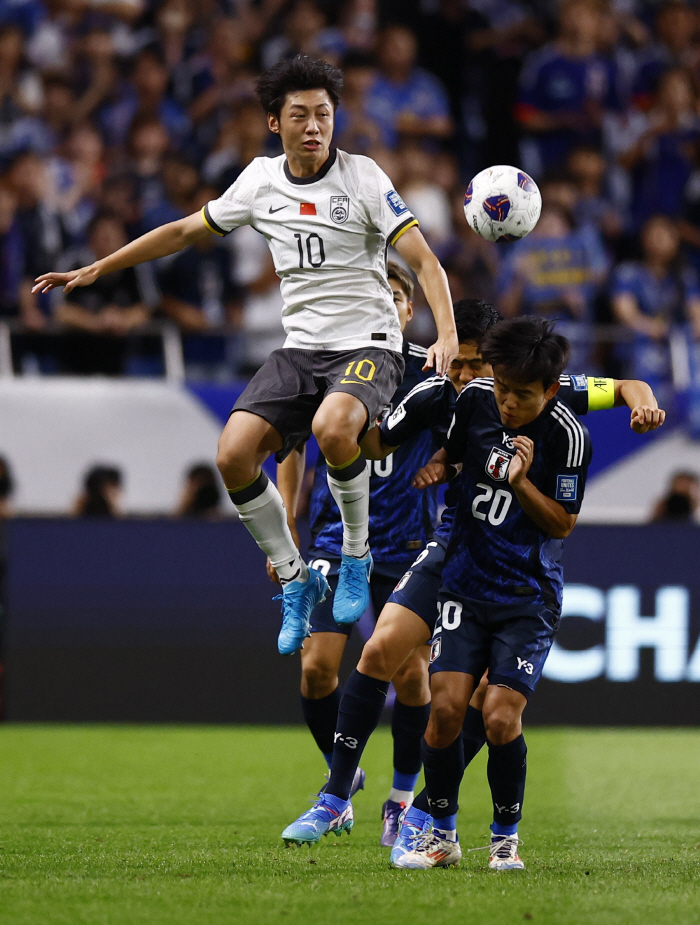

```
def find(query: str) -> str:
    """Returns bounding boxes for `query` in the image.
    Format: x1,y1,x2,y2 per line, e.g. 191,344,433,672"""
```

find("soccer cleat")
333,552,373,624
281,793,353,846
380,799,406,847
391,831,462,870
276,567,330,655
389,805,433,866
320,767,366,800
489,834,525,870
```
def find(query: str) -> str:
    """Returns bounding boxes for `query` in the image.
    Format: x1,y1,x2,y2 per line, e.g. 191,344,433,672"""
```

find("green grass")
0,726,699,925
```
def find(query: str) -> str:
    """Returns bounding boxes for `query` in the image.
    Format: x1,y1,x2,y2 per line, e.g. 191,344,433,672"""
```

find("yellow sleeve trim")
201,206,225,237
587,377,616,411
389,218,419,246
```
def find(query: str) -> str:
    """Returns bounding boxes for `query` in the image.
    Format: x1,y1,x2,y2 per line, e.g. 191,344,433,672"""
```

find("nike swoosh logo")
269,205,287,213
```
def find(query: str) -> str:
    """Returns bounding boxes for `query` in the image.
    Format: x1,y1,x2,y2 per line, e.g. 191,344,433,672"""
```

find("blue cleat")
389,805,433,867
281,793,353,846
333,552,373,624
380,799,406,847
320,767,366,799
276,567,330,656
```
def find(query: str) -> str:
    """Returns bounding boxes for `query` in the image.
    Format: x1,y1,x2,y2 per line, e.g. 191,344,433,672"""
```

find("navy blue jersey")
441,378,592,614
308,342,439,566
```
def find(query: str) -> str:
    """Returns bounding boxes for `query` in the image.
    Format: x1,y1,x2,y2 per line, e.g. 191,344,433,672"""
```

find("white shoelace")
467,835,524,858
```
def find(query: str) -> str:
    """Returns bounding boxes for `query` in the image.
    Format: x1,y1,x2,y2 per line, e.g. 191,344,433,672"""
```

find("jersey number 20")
472,482,512,526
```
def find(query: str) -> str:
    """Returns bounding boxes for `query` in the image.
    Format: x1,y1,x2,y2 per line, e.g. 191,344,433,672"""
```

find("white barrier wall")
0,379,225,515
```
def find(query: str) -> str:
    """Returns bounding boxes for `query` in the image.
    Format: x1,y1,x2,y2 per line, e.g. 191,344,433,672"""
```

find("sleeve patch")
571,374,587,391
386,190,408,216
555,475,578,502
386,403,407,429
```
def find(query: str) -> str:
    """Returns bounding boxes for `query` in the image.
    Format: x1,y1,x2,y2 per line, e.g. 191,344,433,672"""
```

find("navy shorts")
308,554,409,638
428,591,559,700
386,540,447,634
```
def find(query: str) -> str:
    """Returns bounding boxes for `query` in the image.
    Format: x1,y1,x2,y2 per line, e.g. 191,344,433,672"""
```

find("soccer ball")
463,165,542,243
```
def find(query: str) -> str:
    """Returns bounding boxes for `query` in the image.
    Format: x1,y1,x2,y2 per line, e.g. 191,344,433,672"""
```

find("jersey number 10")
294,233,326,268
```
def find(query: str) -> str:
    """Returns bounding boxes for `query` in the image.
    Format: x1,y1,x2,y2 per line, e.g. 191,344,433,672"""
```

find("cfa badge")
330,196,349,224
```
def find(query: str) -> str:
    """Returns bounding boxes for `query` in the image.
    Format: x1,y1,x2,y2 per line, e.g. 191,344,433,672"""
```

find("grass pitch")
0,725,698,925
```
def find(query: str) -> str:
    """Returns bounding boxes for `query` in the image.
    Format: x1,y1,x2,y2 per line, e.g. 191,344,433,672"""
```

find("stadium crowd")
2,0,700,422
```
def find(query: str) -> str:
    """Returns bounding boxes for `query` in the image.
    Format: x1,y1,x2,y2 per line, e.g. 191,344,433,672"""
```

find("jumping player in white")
33,57,459,654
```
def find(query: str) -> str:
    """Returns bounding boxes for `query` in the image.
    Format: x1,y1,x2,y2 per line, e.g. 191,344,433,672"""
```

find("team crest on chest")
330,195,350,224
486,447,513,481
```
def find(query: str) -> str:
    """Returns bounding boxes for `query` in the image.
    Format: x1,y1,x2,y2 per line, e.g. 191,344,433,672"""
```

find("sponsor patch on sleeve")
571,374,587,391
555,474,578,501
386,190,408,216
386,403,406,429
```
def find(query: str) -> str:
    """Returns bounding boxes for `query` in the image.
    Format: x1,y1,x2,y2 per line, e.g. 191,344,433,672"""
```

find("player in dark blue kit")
273,263,441,842
393,318,593,871
281,298,667,847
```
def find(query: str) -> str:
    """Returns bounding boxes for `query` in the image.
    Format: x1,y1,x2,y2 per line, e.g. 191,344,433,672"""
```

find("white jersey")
202,149,418,353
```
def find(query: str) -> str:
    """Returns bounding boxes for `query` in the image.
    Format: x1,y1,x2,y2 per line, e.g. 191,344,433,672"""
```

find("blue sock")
434,812,458,840
491,821,518,837
487,734,527,829
392,770,419,792
326,670,389,801
391,700,430,792
300,688,341,769
321,791,348,812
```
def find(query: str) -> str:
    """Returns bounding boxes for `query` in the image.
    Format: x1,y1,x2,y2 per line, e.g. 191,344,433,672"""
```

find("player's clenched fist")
413,460,448,489
32,264,100,295
630,405,665,433
508,436,534,486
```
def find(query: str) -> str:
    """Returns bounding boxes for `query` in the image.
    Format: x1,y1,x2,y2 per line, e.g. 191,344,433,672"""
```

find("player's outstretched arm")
393,226,458,376
613,379,666,433
32,211,213,294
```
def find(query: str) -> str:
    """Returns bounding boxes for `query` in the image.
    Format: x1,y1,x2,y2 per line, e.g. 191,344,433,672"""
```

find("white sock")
389,788,414,805
234,480,308,585
327,464,370,558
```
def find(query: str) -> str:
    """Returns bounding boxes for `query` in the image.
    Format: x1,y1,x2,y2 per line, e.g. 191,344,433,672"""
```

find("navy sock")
462,706,487,768
325,670,389,800
487,734,527,828
421,736,465,819
391,700,430,789
411,786,430,814
301,688,342,768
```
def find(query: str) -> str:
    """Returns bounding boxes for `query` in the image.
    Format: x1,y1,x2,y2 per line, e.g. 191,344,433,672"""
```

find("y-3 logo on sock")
516,657,533,675
427,797,450,810
494,802,521,814
334,732,358,749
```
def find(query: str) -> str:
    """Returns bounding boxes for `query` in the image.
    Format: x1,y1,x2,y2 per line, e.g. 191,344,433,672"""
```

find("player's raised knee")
483,706,521,745
357,637,397,682
301,656,339,698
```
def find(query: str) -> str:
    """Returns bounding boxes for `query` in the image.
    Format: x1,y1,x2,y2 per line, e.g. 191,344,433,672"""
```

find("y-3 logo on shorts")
517,657,533,675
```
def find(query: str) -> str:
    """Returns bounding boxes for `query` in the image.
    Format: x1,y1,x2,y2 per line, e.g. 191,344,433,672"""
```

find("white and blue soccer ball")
463,165,542,243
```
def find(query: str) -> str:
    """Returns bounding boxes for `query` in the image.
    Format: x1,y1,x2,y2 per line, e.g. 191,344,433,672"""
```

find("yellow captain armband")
587,377,615,411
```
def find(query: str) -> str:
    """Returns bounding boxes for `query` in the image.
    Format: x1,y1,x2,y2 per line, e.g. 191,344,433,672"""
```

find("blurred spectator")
632,3,699,111
0,456,14,519
366,24,453,149
75,464,123,518
651,471,700,523
398,141,452,252
176,462,221,518
497,202,608,367
611,214,700,398
158,186,240,379
334,51,383,155
55,212,151,375
0,182,37,324
140,151,198,233
48,122,106,245
202,97,270,192
261,1,345,70
442,190,499,305
0,22,45,161
124,114,170,215
567,145,624,246
99,44,190,150
618,68,700,228
516,0,622,176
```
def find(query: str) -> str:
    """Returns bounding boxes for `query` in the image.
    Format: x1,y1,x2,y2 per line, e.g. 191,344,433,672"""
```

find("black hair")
387,260,414,299
255,55,343,118
81,465,122,518
481,317,570,388
183,463,221,517
0,455,13,499
453,299,502,347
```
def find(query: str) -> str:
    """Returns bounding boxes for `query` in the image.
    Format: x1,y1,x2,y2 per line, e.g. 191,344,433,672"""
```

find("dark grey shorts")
232,347,405,462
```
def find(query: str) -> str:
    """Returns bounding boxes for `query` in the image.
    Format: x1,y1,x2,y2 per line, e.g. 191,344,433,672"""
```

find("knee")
216,433,253,486
394,661,430,706
484,705,521,745
426,700,464,747
301,658,338,699
313,418,354,460
358,638,394,682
